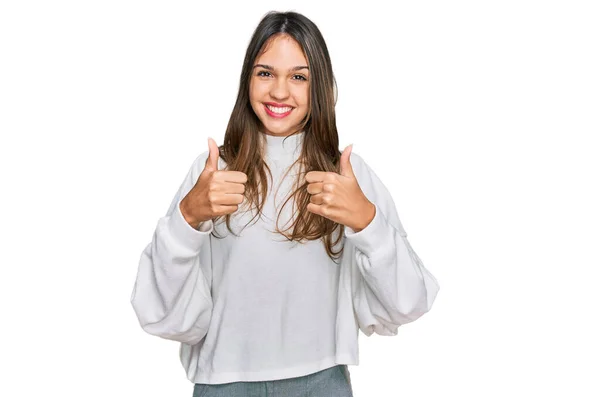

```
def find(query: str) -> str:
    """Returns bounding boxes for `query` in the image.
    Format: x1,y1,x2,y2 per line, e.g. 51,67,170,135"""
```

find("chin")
266,126,300,136
263,123,292,134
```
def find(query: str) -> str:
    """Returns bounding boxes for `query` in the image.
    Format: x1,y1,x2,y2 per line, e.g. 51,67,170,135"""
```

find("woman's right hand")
180,137,247,228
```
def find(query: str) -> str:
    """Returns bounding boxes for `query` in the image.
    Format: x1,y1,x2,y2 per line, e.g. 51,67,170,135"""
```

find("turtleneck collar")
262,130,305,161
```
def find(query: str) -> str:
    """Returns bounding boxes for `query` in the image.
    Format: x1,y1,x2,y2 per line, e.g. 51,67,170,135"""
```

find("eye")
256,71,308,81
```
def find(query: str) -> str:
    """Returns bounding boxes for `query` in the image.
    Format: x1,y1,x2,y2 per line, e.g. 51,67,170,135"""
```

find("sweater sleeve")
343,153,440,337
130,151,214,345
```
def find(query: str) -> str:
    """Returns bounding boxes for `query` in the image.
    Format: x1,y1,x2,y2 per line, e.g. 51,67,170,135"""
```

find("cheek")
293,87,310,107
249,80,265,100
250,102,261,116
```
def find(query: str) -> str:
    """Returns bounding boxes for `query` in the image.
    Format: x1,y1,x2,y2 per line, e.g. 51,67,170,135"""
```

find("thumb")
339,144,355,178
205,137,220,172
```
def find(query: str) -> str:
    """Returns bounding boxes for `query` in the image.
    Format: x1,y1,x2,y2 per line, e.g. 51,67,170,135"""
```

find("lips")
264,102,293,108
264,104,293,118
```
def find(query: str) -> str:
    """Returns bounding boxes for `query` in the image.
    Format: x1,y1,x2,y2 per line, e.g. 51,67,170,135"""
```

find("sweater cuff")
344,204,393,258
167,200,214,251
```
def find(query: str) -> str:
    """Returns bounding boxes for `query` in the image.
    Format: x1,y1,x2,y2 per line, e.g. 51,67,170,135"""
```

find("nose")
269,76,290,100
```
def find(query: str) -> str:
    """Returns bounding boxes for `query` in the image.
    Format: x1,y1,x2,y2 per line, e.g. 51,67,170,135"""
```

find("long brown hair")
212,11,345,262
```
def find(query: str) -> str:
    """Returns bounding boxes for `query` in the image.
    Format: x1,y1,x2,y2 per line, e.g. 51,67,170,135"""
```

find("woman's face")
249,34,310,137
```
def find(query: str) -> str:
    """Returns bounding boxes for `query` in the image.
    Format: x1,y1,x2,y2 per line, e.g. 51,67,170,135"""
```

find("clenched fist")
180,137,248,229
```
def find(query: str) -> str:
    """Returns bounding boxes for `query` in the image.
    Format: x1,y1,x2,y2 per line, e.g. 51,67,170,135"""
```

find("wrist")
179,200,200,229
352,202,376,232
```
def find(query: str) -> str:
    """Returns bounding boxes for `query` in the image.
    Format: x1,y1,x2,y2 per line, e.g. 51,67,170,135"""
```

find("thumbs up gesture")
305,144,376,233
180,137,248,229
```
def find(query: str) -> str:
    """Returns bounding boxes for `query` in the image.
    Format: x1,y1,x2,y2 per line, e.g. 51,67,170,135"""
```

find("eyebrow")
253,64,309,72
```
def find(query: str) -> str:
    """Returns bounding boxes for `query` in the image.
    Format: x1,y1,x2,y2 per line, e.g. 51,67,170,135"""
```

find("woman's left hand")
305,144,376,232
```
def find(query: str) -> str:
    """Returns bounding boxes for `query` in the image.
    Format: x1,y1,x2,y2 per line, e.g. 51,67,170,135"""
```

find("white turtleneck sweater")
130,131,440,385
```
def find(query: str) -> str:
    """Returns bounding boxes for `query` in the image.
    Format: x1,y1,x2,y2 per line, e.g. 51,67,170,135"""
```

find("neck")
262,130,305,161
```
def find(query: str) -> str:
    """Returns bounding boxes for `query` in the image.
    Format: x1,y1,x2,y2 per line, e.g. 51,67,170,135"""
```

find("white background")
1,1,599,396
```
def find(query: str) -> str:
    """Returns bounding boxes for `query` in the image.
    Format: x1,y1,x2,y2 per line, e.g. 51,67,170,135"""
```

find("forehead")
255,34,308,67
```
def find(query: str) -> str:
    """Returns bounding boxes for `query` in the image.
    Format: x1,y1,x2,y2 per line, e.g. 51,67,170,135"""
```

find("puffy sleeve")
343,152,440,337
130,151,215,345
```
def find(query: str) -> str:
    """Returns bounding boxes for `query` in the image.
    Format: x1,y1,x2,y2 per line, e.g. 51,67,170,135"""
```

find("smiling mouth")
264,104,294,118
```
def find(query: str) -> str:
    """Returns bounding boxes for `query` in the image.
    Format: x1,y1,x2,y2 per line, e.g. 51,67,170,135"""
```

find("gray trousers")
192,365,354,397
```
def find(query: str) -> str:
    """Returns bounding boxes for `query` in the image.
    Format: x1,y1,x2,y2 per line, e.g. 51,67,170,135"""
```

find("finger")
306,202,326,217
214,203,241,216
309,193,327,205
305,171,335,183
214,171,248,184
205,137,220,172
306,202,319,215
339,144,355,178
222,181,246,194
306,182,324,194
214,192,245,206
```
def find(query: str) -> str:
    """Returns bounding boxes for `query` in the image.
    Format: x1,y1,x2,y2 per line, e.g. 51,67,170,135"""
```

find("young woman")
130,10,440,397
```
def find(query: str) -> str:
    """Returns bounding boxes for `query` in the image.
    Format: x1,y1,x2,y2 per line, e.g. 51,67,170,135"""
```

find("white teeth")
266,105,292,114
